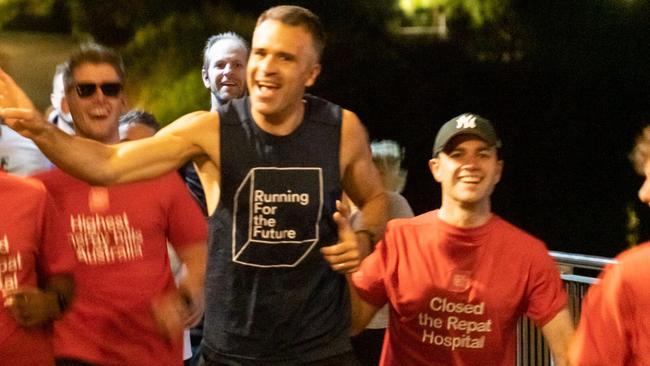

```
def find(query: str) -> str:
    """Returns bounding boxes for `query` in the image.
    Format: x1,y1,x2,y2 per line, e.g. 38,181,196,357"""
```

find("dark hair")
119,110,159,132
202,32,249,71
63,43,125,91
256,5,326,60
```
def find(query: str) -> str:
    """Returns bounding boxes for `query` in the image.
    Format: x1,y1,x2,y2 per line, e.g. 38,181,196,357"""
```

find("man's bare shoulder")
157,110,220,143
162,110,220,131
340,109,369,152
341,108,361,125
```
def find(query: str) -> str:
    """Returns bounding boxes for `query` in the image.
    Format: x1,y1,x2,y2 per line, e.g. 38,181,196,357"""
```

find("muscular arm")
1,67,218,185
339,110,388,250
321,111,387,273
541,307,575,366
1,108,216,185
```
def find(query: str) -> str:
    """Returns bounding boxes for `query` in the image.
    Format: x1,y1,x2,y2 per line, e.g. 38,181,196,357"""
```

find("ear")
429,158,442,183
201,68,211,89
61,96,70,114
119,94,128,114
304,63,322,88
494,160,504,184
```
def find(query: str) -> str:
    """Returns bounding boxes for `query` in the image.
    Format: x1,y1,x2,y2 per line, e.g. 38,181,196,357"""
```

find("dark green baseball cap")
433,113,502,156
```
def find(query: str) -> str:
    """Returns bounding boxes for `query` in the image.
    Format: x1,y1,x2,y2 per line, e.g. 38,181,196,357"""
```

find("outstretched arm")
2,107,213,184
0,68,217,185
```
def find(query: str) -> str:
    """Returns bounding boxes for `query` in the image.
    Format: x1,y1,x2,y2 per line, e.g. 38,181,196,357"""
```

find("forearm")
174,243,207,302
32,124,118,184
355,191,389,247
44,274,74,317
37,274,74,323
347,274,380,335
542,307,575,366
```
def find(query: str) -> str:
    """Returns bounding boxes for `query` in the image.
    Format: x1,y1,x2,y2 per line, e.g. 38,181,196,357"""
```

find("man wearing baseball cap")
349,113,574,365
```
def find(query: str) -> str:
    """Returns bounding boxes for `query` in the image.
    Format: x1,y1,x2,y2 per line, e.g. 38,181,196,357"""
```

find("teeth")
460,176,481,183
257,81,278,88
90,108,108,117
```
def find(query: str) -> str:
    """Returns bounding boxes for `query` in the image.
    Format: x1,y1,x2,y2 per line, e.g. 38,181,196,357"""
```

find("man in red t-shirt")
11,43,207,366
349,113,575,366
0,172,76,365
569,125,650,366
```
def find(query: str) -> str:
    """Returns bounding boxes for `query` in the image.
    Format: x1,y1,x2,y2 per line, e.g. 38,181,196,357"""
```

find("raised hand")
320,200,371,274
0,67,49,139
0,67,36,109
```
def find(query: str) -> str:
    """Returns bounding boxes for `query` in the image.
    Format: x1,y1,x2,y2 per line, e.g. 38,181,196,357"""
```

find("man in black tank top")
0,5,388,366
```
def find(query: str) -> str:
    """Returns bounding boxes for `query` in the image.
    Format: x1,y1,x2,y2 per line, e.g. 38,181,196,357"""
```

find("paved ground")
0,31,77,111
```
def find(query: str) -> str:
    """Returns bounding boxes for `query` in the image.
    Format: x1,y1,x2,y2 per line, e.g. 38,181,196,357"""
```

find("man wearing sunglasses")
0,6,387,365
2,43,208,366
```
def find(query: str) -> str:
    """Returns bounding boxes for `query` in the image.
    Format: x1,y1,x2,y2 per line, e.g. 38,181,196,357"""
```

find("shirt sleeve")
37,190,77,276
165,173,208,249
569,262,630,365
524,243,568,326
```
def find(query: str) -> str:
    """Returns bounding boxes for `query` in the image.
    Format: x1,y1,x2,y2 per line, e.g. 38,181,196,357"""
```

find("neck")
211,95,224,112
76,131,120,145
252,100,305,136
437,201,492,228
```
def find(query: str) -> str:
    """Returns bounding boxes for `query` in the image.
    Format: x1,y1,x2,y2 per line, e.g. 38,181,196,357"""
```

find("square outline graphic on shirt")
232,167,323,268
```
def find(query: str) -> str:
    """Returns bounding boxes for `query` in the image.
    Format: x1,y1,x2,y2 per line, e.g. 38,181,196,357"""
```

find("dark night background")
2,0,650,257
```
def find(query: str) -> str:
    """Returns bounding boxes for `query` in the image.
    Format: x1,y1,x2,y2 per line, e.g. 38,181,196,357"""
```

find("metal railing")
516,251,616,366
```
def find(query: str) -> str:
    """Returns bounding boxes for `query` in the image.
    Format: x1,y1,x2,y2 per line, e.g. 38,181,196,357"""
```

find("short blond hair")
371,140,407,193
631,125,650,174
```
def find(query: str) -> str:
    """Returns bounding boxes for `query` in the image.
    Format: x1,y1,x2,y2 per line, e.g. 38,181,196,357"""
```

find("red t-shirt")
352,211,567,366
0,172,75,364
35,169,207,366
570,242,650,366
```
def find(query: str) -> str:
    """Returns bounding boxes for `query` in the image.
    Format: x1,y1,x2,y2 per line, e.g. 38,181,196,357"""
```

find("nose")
223,63,234,75
639,178,650,205
92,88,107,102
257,55,276,74
461,154,481,168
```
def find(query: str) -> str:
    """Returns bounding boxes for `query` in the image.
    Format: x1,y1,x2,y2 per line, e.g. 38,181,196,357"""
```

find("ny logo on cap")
456,114,477,129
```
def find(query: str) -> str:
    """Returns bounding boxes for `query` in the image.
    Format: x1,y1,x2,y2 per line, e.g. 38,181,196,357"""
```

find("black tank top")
202,94,351,364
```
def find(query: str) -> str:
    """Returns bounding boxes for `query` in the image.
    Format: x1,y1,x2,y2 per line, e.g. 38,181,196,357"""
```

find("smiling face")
429,135,503,210
202,38,248,105
247,19,321,125
63,62,125,143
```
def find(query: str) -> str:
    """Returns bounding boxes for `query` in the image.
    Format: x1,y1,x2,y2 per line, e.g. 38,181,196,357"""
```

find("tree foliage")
122,3,255,123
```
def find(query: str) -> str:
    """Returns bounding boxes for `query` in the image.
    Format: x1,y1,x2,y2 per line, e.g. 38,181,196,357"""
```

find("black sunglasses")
74,83,123,98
